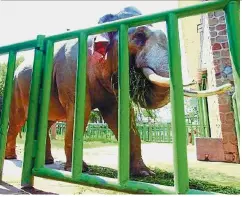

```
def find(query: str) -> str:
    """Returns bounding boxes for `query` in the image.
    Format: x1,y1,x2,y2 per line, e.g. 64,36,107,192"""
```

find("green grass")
16,134,117,149
87,165,240,194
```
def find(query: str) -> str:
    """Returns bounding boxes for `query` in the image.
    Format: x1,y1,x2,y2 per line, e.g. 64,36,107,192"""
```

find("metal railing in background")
36,122,207,144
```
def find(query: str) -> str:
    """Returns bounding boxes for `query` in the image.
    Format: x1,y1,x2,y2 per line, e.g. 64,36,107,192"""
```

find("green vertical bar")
167,13,189,194
198,84,205,137
34,40,54,169
232,93,240,155
201,77,210,137
191,130,194,145
224,1,240,119
186,126,189,145
202,76,211,137
0,51,16,180
161,126,164,142
118,24,130,184
167,124,171,143
72,32,87,178
21,35,45,187
202,98,210,137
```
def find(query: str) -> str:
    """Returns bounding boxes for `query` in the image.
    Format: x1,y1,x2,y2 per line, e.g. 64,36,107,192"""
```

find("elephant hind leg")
5,124,25,159
5,79,27,159
5,108,26,159
45,121,55,164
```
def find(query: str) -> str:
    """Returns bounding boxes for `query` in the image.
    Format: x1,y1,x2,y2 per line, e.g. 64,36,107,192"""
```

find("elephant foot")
130,158,155,177
5,149,17,160
5,155,17,160
45,156,54,164
64,161,89,172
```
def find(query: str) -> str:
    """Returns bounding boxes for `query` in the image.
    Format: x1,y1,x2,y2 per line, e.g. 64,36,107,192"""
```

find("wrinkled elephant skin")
5,7,173,176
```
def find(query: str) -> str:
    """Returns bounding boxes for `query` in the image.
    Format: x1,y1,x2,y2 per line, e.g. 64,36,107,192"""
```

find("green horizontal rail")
0,39,37,55
0,0,230,53
42,0,231,43
32,167,215,194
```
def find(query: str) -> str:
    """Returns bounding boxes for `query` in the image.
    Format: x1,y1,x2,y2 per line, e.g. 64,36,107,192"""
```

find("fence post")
167,13,189,194
34,40,54,169
224,0,240,119
232,93,240,155
21,35,45,187
118,24,130,184
0,51,16,180
201,75,210,137
198,88,206,137
72,32,88,178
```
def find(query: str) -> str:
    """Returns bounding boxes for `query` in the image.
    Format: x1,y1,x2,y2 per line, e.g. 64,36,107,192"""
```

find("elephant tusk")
142,67,232,97
183,83,232,97
142,68,170,87
142,68,196,88
183,80,197,87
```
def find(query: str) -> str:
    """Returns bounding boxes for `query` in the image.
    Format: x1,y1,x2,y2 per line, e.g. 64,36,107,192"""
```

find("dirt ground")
0,143,240,194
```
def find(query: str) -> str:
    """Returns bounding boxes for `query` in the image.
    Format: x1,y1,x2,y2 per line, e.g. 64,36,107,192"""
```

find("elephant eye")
134,32,147,46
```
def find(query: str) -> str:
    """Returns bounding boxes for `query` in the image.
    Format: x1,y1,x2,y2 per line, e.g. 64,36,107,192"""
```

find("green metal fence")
0,0,240,194
232,93,240,154
43,122,207,144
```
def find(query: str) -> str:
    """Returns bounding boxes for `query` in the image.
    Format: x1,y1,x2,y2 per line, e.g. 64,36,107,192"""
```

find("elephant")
5,6,231,176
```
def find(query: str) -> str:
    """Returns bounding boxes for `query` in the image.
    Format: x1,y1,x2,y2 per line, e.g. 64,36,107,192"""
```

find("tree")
0,56,25,97
184,97,199,124
89,110,103,123
0,56,25,116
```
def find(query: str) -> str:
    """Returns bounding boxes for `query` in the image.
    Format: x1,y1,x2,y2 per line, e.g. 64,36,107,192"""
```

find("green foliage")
0,56,25,98
0,62,7,99
16,56,25,66
132,101,158,123
89,110,103,123
184,98,199,123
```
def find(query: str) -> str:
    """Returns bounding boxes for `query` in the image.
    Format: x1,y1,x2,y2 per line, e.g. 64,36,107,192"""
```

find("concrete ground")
0,143,240,194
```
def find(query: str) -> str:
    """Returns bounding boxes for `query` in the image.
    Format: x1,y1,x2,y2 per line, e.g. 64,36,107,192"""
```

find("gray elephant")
5,6,231,176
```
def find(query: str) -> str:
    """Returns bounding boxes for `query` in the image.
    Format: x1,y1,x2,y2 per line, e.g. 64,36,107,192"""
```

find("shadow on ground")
7,159,23,168
0,181,58,195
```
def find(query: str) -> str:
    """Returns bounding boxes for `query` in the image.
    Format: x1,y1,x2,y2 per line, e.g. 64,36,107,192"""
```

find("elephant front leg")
64,103,91,172
99,105,154,177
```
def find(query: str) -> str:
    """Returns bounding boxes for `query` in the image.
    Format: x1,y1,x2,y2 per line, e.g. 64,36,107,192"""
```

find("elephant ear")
94,7,142,56
93,34,110,56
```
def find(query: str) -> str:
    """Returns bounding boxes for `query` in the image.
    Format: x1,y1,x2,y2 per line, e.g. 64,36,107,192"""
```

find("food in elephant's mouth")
110,66,153,108
129,67,153,108
110,65,157,120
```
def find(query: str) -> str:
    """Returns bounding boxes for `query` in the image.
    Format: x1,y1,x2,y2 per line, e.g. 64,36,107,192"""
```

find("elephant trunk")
141,67,232,98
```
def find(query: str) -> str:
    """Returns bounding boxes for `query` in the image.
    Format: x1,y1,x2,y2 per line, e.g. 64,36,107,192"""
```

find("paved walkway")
0,143,240,194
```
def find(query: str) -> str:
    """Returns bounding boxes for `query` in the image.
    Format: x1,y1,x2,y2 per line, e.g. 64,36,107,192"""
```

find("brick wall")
200,13,222,138
201,9,239,163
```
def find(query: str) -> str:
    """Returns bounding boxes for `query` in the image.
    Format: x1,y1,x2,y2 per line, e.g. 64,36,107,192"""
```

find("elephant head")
92,6,231,109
